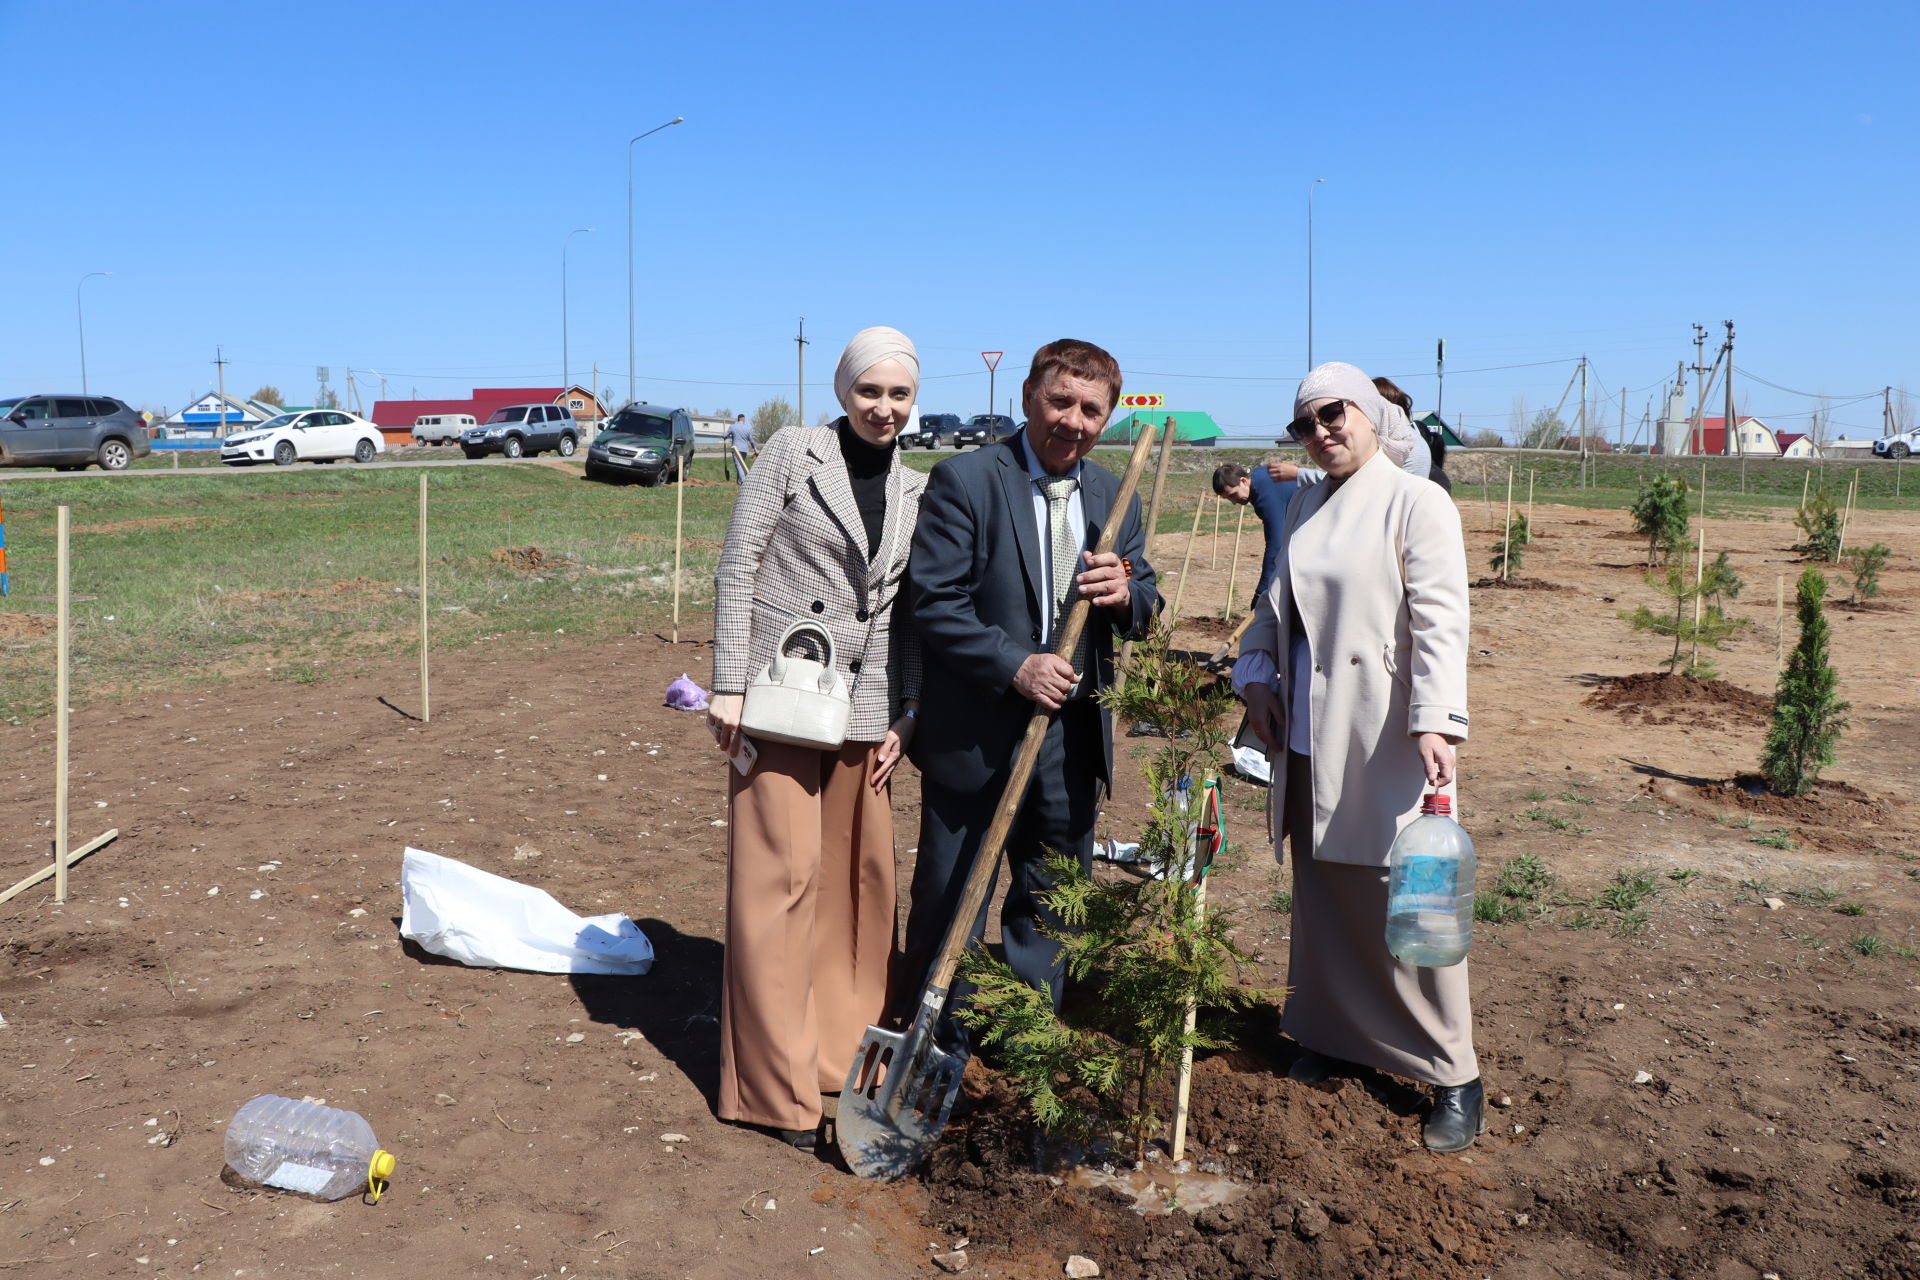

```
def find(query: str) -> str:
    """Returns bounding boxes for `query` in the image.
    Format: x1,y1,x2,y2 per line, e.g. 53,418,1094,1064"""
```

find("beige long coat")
1242,449,1470,866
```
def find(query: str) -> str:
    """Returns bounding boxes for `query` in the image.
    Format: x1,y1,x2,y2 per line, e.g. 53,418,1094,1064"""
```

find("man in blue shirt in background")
1212,459,1302,609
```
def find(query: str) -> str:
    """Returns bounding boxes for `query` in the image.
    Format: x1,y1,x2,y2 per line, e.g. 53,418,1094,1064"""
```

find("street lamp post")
1305,179,1325,371
77,272,110,395
562,228,594,405
627,117,684,409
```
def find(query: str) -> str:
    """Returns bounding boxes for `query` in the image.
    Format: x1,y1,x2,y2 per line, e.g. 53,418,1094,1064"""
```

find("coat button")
1031,630,1040,642
855,608,870,622
810,601,825,614
848,659,863,674
1313,664,1323,673
1349,655,1360,665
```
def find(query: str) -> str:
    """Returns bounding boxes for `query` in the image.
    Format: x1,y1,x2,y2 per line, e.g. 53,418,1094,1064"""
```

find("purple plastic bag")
665,673,710,711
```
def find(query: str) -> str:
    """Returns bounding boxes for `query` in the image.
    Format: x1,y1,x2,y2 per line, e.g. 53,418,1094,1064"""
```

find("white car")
220,410,387,466
1872,427,1920,460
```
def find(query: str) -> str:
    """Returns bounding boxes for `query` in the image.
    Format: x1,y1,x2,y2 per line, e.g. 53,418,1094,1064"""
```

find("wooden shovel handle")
923,425,1161,997
1206,611,1257,666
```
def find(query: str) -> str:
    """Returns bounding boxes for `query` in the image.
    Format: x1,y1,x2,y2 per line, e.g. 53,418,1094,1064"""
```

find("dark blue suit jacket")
1248,466,1297,597
907,434,1159,794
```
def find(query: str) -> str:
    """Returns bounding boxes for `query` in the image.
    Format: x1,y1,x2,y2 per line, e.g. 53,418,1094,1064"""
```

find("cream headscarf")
1294,361,1428,477
833,326,921,414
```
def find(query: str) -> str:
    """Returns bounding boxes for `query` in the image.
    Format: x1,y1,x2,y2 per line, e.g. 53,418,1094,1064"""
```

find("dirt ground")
1,498,1916,1279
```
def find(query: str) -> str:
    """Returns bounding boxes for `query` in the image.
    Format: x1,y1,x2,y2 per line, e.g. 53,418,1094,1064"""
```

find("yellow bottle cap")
367,1149,396,1203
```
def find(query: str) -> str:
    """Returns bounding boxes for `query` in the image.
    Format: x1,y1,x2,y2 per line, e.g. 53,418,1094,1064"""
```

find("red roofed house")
1692,415,1780,456
368,386,611,446
1776,431,1819,458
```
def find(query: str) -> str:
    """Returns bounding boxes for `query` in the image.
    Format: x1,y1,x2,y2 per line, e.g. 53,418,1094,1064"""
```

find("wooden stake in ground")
1837,468,1860,559
1689,528,1707,672
418,474,431,723
1210,497,1220,569
1526,469,1535,533
1799,470,1810,515
672,453,686,643
54,506,70,902
1776,572,1785,671
1168,497,1206,623
1119,421,1178,670
1221,504,1246,621
0,829,117,907
1501,467,1515,581
1170,774,1221,1164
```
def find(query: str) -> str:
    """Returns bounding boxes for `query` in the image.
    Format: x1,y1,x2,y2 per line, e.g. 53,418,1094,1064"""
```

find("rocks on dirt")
931,1249,968,1273
1064,1255,1101,1278
1291,1201,1330,1239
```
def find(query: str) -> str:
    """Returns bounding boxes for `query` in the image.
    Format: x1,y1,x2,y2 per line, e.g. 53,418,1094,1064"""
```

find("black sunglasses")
1285,400,1349,442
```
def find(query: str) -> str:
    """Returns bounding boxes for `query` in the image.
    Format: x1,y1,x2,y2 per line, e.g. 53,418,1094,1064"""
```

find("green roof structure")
1416,412,1467,447
1100,410,1224,445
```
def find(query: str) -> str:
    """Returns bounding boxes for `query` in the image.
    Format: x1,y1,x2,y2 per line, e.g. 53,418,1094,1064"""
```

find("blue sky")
6,0,1914,441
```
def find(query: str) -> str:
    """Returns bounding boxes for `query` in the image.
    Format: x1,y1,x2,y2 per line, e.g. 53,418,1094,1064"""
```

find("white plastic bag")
399,848,653,975
1231,744,1273,786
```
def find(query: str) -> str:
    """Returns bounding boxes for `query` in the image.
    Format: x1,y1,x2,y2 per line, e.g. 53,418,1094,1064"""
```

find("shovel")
1203,612,1256,671
837,424,1162,1181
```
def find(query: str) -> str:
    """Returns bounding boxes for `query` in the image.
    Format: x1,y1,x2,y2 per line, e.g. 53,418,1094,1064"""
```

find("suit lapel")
997,436,1045,624
1079,460,1114,548
806,428,870,572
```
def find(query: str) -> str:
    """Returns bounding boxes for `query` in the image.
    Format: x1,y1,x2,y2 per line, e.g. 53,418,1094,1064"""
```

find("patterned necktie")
1039,475,1089,679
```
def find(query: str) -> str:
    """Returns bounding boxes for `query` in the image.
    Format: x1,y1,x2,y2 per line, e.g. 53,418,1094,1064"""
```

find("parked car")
412,414,476,445
461,404,579,459
952,414,1018,448
220,410,385,466
1872,427,1920,460
902,412,961,448
0,394,153,471
585,403,696,485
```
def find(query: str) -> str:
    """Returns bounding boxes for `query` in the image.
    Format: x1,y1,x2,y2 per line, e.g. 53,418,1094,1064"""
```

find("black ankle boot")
1423,1078,1485,1153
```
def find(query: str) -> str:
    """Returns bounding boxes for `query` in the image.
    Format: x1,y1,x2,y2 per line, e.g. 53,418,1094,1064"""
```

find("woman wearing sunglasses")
1233,361,1480,1152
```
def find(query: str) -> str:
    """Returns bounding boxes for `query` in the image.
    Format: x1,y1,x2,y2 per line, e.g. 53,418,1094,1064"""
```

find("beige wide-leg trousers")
1281,750,1478,1088
718,737,896,1131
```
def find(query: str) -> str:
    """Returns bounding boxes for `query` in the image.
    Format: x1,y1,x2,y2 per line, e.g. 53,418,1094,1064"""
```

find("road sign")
1119,393,1165,409
981,351,1003,371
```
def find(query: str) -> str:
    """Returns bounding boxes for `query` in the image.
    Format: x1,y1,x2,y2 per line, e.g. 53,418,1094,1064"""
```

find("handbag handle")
767,619,838,690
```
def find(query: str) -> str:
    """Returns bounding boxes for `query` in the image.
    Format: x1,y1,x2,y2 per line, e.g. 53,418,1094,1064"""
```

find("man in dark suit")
902,338,1160,1055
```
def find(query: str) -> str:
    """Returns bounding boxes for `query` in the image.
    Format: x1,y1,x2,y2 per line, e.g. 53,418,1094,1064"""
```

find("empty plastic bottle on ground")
1384,793,1476,967
223,1095,395,1201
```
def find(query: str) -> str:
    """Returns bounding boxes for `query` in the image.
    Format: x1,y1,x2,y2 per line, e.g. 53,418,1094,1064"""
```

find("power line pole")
213,346,230,439
795,318,808,429
1435,338,1446,424
1725,320,1740,492
1886,385,1895,438
1690,323,1707,455
1577,355,1589,486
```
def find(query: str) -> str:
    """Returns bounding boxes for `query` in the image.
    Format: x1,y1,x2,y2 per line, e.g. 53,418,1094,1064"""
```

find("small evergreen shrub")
1846,543,1890,604
1630,473,1691,566
1760,567,1849,796
1793,484,1842,562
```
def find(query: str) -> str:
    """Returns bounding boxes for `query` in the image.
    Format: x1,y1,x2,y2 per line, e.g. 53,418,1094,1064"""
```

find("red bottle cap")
1421,793,1451,815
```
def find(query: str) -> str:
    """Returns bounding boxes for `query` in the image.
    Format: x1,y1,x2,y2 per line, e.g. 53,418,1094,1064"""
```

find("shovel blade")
835,1022,964,1181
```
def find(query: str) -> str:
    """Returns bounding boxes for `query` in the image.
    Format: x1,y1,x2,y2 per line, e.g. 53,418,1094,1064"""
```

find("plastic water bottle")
223,1095,395,1202
1384,793,1476,967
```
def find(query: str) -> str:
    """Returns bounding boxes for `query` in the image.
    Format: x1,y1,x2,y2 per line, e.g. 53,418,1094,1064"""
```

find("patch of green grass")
1782,930,1827,950
1562,911,1597,930
1716,813,1756,830
1892,945,1919,961
1849,932,1887,957
1522,788,1548,803
1557,791,1596,806
1787,886,1841,907
1263,870,1293,915
1889,850,1918,862
1667,868,1701,885
1737,877,1775,897
1613,909,1650,937
1836,901,1867,917
1475,897,1525,924
1749,828,1796,850
1596,870,1659,912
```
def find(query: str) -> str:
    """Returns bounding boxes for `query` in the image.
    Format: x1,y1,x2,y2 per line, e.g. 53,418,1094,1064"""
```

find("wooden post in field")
1837,469,1860,559
1799,470,1810,514
1775,573,1785,671
1169,773,1219,1164
1698,462,1708,528
1119,423,1177,670
1689,528,1706,673
672,453,686,643
1526,469,1535,534
418,474,430,724
1169,498,1205,623
54,507,70,902
1501,468,1515,581
1222,504,1245,621
1210,497,1220,568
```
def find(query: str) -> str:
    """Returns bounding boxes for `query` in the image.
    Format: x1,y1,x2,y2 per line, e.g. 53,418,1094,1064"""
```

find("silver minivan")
0,394,153,471
412,413,476,445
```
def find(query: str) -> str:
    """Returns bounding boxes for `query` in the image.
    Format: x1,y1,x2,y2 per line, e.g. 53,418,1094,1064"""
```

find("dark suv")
903,412,961,448
461,404,579,458
585,403,696,485
953,414,1018,448
0,395,153,471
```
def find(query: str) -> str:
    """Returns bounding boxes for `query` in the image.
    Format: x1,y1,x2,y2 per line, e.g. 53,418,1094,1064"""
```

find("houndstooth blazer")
712,424,926,742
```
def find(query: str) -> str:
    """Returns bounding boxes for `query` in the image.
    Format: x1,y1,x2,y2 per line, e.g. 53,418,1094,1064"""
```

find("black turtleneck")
837,419,895,559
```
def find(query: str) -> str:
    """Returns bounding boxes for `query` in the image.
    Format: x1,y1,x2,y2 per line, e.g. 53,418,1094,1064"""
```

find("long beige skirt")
1280,750,1478,1088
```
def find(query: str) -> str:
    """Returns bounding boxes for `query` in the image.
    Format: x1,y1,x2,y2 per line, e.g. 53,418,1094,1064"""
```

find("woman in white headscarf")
1233,361,1481,1152
707,327,927,1148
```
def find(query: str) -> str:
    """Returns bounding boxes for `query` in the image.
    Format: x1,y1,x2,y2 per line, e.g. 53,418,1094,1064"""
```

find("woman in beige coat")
707,327,927,1148
1234,361,1480,1152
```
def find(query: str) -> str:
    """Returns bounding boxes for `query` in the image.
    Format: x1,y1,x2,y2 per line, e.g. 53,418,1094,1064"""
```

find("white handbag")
739,620,852,749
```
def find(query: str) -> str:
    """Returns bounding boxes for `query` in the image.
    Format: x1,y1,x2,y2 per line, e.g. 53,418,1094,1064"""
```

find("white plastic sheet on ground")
1231,744,1273,786
399,847,654,975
